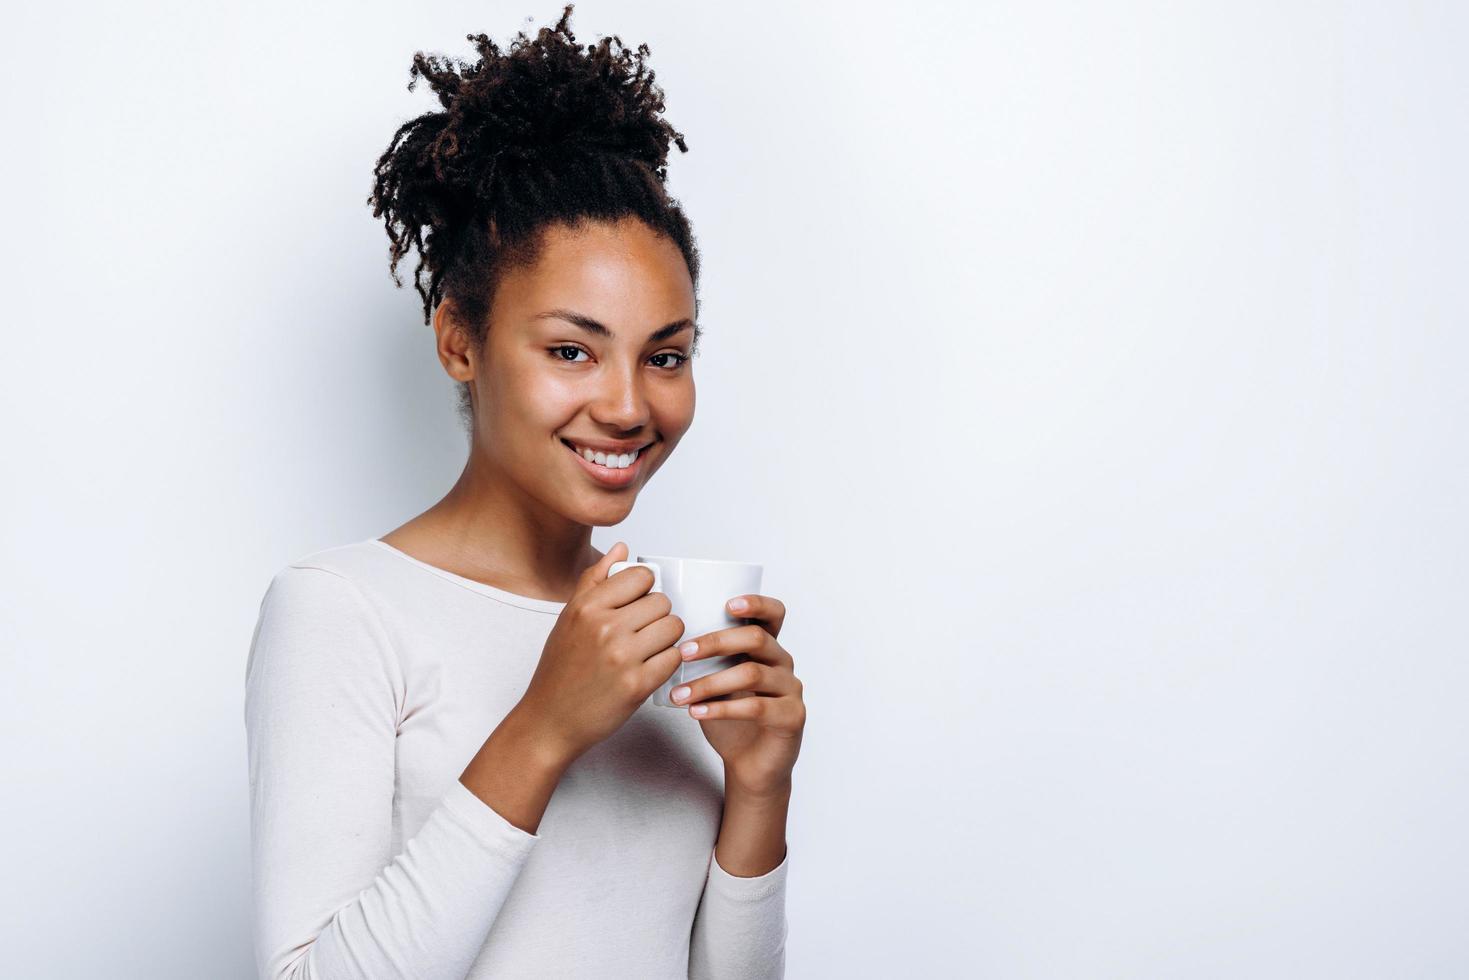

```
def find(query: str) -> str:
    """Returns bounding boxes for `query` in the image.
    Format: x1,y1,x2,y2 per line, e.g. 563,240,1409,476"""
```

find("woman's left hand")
669,594,805,799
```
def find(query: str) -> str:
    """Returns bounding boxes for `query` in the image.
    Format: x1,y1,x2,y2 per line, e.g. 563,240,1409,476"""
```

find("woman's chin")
562,488,640,525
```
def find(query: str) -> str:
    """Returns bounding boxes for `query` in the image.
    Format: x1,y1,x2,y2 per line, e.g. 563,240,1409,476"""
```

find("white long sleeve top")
243,537,789,980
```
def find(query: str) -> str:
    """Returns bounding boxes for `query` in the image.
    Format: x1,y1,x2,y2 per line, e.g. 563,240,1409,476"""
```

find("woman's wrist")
458,706,575,835
502,702,581,776
724,769,793,807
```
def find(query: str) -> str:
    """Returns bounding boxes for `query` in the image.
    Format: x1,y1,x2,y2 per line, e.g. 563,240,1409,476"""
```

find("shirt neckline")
368,538,569,615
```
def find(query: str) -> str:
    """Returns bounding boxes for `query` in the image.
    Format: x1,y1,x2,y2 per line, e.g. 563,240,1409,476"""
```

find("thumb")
573,540,628,599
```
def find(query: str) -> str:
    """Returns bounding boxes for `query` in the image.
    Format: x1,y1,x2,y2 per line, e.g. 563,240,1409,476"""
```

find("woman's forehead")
499,222,696,329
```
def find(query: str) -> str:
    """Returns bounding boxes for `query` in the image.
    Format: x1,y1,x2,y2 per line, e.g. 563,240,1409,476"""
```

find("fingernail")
679,641,698,659
728,598,748,612
672,685,691,702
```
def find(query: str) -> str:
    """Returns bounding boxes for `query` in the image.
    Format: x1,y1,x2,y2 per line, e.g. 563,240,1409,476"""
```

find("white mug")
607,554,764,708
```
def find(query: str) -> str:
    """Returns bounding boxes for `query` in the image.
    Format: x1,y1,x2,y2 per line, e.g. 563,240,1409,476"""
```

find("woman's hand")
669,594,805,799
516,542,685,767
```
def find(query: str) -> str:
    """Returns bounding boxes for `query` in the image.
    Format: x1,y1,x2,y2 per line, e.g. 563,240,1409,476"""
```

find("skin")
382,216,804,877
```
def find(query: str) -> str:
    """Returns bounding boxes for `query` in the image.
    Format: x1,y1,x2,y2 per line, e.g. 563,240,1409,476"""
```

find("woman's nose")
589,368,651,429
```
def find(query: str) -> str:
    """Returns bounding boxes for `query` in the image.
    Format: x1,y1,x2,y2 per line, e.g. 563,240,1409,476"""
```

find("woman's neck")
381,458,601,603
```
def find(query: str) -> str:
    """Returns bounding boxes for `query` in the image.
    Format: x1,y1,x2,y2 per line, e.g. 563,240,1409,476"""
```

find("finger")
623,589,678,634
602,563,663,611
637,644,684,695
574,540,629,600
679,623,788,668
595,555,664,610
669,659,794,706
625,602,681,664
725,593,786,639
685,691,804,731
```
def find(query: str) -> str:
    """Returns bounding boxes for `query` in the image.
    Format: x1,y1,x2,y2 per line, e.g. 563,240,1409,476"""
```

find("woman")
244,7,806,978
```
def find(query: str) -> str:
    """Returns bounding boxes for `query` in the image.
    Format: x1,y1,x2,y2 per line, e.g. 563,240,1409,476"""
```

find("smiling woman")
242,4,799,980
367,5,704,440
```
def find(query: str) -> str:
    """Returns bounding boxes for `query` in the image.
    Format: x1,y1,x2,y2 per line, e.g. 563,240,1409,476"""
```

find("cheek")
476,370,572,460
656,381,696,435
505,367,584,428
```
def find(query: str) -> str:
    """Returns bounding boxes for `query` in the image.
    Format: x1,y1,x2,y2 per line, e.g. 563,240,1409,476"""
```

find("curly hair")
367,3,702,431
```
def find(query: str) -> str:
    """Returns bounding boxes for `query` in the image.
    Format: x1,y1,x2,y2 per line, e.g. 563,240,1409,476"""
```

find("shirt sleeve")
687,844,790,979
244,563,539,980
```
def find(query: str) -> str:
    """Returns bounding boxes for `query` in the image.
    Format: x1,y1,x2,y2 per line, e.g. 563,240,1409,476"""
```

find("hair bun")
367,2,700,347
402,4,687,197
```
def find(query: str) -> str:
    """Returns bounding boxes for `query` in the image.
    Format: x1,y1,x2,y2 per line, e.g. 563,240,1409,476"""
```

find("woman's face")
463,217,698,528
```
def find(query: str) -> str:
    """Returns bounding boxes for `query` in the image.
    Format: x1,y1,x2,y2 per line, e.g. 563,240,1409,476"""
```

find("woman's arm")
712,780,790,876
687,781,792,979
244,564,561,980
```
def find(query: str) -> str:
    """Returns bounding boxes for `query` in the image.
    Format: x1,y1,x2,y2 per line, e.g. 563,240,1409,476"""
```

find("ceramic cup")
607,554,764,708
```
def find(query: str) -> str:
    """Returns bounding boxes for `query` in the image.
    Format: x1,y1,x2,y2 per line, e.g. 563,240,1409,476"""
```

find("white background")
3,1,1466,977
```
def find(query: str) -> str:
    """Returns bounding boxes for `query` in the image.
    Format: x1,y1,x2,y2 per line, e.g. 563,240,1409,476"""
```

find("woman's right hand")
514,541,685,766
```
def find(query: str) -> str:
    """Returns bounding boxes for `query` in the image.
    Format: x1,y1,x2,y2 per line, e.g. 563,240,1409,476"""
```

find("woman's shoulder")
280,536,391,581
245,540,406,713
255,538,404,619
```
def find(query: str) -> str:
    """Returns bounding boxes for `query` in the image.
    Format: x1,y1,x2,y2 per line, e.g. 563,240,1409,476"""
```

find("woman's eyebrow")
533,308,694,343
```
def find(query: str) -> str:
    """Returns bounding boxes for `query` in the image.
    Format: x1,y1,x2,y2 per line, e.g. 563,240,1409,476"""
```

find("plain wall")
2,1,1466,976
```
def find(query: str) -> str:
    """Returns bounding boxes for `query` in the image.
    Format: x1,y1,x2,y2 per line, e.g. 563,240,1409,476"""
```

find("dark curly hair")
367,3,702,431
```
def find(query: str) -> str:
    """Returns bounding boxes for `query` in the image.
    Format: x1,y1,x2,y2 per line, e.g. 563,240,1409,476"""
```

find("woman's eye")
550,345,590,363
651,352,690,370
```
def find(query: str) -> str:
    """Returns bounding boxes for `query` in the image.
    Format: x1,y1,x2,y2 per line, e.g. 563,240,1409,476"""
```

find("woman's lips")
562,439,645,488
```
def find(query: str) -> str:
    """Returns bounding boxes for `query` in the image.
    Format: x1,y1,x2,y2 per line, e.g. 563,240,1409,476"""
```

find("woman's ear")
433,298,476,384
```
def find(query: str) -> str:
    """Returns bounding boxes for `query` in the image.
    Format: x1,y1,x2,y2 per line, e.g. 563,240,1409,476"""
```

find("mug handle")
608,560,663,596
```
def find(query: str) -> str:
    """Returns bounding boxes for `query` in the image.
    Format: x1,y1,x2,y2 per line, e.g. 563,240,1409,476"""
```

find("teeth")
573,443,640,469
